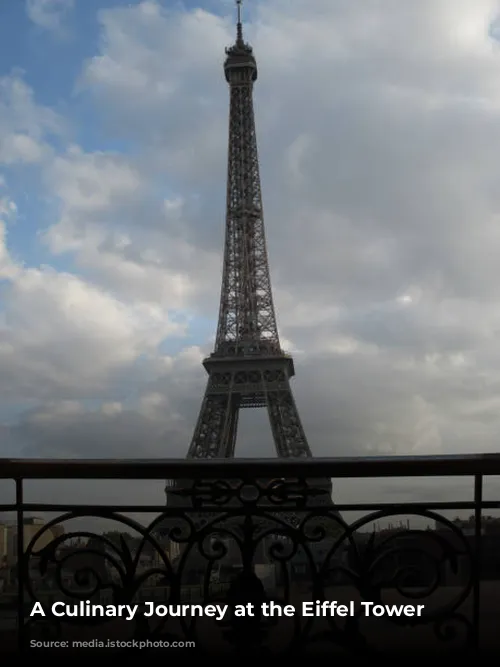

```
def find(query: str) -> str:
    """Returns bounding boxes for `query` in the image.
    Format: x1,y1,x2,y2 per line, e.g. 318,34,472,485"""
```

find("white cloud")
0,75,63,165
42,146,220,308
0,134,44,164
26,0,74,32
0,221,184,400
49,147,143,216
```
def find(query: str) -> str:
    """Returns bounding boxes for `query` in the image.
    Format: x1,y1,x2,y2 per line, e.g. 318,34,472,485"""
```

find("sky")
2,0,500,514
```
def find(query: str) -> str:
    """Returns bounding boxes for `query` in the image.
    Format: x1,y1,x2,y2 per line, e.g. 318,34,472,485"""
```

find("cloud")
0,220,184,401
0,75,63,165
25,0,74,32
41,146,220,308
3,0,500,511
72,0,500,462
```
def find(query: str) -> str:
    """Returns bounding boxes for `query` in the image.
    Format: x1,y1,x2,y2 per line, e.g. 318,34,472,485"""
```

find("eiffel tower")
167,2,334,525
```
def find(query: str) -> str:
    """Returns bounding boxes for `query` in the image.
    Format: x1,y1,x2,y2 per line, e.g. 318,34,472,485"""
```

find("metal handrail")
1,453,500,479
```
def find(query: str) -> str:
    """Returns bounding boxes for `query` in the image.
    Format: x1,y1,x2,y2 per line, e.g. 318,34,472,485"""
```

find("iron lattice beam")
186,11,315,466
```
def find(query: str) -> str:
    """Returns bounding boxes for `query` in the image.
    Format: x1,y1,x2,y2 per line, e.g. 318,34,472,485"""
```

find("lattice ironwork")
187,4,314,462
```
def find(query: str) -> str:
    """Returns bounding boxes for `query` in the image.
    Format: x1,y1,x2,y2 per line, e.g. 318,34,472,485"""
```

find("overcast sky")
1,0,500,516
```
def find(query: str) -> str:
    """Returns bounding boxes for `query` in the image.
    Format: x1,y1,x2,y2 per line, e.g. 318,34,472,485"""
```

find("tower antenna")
236,0,243,44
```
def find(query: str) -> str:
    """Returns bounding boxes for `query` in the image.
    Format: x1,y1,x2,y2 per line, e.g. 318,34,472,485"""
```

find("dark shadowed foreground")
2,455,500,657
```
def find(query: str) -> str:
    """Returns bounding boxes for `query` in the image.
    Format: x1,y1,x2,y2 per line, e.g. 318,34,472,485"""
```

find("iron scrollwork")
18,478,477,654
172,477,325,508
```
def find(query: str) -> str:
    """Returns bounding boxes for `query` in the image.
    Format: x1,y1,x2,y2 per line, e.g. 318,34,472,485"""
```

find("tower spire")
236,0,243,44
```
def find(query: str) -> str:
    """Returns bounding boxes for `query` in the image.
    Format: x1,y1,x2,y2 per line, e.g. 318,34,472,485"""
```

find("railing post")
15,478,24,650
472,473,483,651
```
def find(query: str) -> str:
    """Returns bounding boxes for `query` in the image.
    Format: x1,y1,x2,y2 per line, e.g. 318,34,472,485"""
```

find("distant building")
0,516,64,564
435,515,500,535
0,517,65,588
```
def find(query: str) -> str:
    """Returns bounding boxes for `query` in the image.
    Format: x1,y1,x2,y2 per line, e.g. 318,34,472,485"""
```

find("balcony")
1,454,500,655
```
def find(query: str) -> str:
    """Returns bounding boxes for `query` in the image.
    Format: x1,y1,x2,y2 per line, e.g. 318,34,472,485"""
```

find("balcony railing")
1,454,500,655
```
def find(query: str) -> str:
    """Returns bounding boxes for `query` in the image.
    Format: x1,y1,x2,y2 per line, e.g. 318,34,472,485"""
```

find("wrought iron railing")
1,454,500,655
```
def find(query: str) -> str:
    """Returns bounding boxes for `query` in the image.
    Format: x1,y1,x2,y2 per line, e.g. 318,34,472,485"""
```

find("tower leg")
187,389,238,459
266,383,311,458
